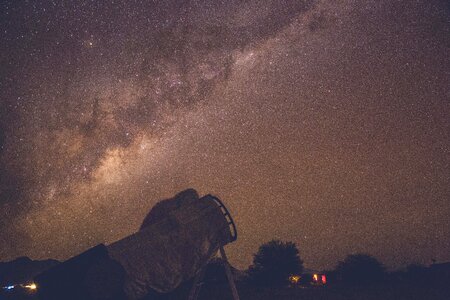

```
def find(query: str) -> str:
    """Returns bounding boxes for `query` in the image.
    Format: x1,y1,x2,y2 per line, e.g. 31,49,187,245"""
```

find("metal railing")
205,194,237,243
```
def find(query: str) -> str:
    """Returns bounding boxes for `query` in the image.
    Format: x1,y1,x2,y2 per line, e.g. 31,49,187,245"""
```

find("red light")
321,275,326,284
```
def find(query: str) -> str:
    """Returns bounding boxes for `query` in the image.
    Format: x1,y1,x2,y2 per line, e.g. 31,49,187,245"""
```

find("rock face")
107,189,235,299
34,189,236,300
0,257,60,286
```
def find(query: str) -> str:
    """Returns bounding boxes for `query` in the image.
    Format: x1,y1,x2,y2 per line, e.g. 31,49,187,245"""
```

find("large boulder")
108,189,235,299
34,189,236,300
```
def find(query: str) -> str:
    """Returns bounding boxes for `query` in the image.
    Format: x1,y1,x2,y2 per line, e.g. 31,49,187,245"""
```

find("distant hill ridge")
0,257,60,285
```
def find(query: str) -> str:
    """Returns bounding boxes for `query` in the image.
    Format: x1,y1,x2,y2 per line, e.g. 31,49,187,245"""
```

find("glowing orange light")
313,274,318,281
24,283,37,290
289,275,301,284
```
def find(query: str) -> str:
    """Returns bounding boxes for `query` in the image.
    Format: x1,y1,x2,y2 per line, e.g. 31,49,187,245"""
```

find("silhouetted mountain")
0,257,60,286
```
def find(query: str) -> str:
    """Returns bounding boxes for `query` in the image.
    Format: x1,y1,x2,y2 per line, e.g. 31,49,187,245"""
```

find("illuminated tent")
34,189,237,300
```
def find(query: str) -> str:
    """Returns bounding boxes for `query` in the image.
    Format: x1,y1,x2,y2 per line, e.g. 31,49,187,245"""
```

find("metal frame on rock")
206,194,237,243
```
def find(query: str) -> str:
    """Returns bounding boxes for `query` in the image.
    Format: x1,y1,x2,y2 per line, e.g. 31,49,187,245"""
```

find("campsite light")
24,283,37,291
289,275,301,284
3,285,15,291
313,274,318,282
321,274,327,284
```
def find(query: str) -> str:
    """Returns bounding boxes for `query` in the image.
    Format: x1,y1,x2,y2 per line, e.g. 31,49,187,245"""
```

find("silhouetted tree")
335,254,385,285
247,240,303,286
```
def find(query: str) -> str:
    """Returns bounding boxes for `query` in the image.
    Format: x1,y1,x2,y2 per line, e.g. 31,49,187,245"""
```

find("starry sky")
0,0,449,271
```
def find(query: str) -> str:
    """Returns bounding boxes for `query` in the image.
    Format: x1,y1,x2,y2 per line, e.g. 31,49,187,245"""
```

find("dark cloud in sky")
0,0,449,270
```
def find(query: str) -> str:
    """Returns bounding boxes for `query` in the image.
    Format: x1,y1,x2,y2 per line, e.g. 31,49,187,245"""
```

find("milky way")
1,0,449,270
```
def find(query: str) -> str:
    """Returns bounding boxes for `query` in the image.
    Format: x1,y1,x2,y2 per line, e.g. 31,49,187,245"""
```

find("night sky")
1,0,449,271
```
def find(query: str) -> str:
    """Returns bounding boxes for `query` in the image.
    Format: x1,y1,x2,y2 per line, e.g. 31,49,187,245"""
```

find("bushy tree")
335,254,385,285
247,240,303,286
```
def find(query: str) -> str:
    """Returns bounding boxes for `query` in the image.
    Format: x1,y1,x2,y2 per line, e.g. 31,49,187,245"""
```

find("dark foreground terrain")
2,282,450,300
2,257,449,300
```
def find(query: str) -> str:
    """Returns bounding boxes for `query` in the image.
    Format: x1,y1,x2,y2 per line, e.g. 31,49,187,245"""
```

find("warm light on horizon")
24,283,37,290
289,275,301,284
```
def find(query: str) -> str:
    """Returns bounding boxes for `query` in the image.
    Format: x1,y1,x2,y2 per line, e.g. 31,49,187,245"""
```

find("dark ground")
2,258,449,300
3,282,450,300
171,282,450,300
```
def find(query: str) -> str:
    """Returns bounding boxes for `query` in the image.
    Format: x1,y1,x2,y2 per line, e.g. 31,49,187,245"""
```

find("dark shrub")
335,254,385,285
247,240,303,286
